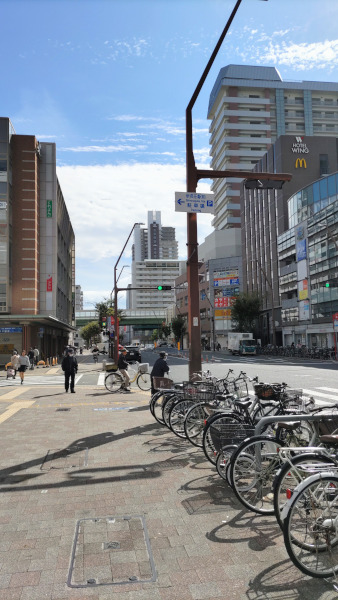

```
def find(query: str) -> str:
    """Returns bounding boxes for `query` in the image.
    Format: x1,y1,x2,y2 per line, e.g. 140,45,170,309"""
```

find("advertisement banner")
46,276,53,292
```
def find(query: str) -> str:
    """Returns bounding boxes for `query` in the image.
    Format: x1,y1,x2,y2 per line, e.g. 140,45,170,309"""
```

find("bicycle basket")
153,377,174,390
254,383,277,400
182,381,215,402
210,422,255,453
105,363,118,372
318,416,338,436
139,363,149,374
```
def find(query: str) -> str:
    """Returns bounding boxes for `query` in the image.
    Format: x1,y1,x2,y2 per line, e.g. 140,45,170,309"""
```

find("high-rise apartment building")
75,285,84,311
130,211,181,311
208,65,338,230
0,117,75,363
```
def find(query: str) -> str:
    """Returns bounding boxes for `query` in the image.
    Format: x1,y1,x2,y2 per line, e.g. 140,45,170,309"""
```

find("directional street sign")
175,192,214,214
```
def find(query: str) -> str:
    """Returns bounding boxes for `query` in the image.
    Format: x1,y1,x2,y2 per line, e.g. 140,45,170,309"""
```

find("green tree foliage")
171,315,186,342
151,329,159,342
231,293,261,332
95,298,123,325
80,321,101,345
161,323,171,339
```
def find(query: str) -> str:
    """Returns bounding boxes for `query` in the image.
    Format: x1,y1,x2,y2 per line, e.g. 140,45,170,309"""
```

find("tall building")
0,117,75,362
242,135,338,345
75,285,84,311
208,65,338,231
130,211,180,311
132,211,178,261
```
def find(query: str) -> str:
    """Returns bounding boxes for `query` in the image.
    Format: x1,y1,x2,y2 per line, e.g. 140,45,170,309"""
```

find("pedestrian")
33,346,39,366
61,348,78,393
118,348,131,392
28,347,35,369
150,351,169,396
18,350,30,384
10,350,20,379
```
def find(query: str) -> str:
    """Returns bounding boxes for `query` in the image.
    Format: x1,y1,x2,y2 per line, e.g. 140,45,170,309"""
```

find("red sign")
46,276,52,292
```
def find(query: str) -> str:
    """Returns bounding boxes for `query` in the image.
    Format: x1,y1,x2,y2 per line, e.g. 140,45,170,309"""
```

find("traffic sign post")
175,192,214,214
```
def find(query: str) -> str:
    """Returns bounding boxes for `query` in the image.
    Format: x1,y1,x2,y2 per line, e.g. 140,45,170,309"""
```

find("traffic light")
326,282,330,288
157,285,172,291
101,316,107,328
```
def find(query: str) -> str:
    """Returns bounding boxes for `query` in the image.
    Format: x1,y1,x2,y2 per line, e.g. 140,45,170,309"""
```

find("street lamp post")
185,0,289,378
113,223,144,363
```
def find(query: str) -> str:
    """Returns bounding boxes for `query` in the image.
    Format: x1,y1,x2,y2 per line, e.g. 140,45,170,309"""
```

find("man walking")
150,351,169,396
61,348,78,393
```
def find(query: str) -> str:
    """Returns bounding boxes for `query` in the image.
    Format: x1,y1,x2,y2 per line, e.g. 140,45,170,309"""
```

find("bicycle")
104,362,151,392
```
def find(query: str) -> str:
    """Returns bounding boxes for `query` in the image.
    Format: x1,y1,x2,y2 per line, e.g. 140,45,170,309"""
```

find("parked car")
124,346,142,363
144,344,154,351
158,341,168,347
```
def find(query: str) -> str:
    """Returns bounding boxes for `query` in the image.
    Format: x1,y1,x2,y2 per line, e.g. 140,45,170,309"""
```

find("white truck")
228,332,257,356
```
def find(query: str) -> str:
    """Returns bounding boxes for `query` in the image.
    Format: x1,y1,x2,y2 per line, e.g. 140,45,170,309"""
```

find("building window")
320,154,329,176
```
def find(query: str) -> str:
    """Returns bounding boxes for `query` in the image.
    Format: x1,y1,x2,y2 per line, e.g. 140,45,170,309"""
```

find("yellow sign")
295,158,307,169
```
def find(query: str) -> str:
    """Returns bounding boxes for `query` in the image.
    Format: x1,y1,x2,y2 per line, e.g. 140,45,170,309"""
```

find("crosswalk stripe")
303,388,338,401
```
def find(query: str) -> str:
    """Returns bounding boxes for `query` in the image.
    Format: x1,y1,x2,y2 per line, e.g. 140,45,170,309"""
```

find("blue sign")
297,239,307,261
0,327,22,333
229,278,239,285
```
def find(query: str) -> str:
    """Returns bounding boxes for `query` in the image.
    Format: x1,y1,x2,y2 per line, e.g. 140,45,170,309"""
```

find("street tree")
80,321,101,346
161,323,171,339
231,293,261,333
171,315,186,345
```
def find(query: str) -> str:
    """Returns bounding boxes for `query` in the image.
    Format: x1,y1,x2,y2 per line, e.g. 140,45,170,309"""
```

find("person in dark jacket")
150,351,169,395
61,348,78,393
118,348,131,391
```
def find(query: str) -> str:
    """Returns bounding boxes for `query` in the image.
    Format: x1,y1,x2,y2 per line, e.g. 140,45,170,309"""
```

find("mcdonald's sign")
295,158,307,169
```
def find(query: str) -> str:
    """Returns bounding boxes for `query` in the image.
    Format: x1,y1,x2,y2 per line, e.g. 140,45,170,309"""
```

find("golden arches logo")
295,158,307,169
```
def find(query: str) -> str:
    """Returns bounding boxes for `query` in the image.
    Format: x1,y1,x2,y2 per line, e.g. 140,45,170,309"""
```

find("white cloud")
254,39,338,71
57,162,213,261
59,144,147,153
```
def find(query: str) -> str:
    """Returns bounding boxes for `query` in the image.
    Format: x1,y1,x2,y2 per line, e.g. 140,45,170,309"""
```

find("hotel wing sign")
292,137,309,169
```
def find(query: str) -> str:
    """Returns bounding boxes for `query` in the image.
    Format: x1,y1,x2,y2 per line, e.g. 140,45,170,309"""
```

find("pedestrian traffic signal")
102,316,107,327
157,285,172,291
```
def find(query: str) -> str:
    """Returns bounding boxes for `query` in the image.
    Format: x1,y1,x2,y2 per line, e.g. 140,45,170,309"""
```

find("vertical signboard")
46,200,52,218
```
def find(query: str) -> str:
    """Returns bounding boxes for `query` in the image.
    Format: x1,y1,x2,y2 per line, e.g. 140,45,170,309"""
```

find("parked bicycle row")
148,369,338,587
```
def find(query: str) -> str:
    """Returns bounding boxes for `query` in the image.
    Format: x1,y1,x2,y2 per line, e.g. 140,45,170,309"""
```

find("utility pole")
185,0,290,378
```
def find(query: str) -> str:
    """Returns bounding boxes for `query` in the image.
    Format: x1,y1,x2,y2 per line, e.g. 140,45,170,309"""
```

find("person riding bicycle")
150,351,169,395
92,346,99,362
118,348,131,392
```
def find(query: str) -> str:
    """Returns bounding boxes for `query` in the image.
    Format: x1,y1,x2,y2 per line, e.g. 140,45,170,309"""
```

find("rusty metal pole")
186,0,243,379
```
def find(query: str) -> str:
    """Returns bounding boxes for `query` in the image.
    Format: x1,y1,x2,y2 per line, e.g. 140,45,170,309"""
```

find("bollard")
102,359,107,371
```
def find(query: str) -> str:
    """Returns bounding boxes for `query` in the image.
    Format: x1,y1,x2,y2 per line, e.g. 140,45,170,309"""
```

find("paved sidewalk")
0,379,337,600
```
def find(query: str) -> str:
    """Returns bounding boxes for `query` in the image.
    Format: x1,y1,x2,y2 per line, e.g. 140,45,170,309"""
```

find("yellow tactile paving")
0,388,31,401
0,400,35,424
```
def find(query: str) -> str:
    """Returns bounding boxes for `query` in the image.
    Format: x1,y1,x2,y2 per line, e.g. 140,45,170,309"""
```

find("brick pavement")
0,371,337,600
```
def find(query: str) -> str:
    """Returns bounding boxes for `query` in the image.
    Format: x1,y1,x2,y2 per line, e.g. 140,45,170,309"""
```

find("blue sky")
2,0,338,308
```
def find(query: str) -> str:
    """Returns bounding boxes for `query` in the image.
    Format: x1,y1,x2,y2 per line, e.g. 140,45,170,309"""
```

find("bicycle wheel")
169,398,196,438
137,372,151,391
104,372,124,392
230,435,282,514
202,412,244,466
162,394,181,428
216,445,238,484
273,453,336,531
184,402,211,447
283,473,338,578
152,392,176,426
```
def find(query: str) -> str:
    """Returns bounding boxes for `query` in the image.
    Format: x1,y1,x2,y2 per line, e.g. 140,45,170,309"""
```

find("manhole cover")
67,515,156,588
56,408,71,412
40,446,88,471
